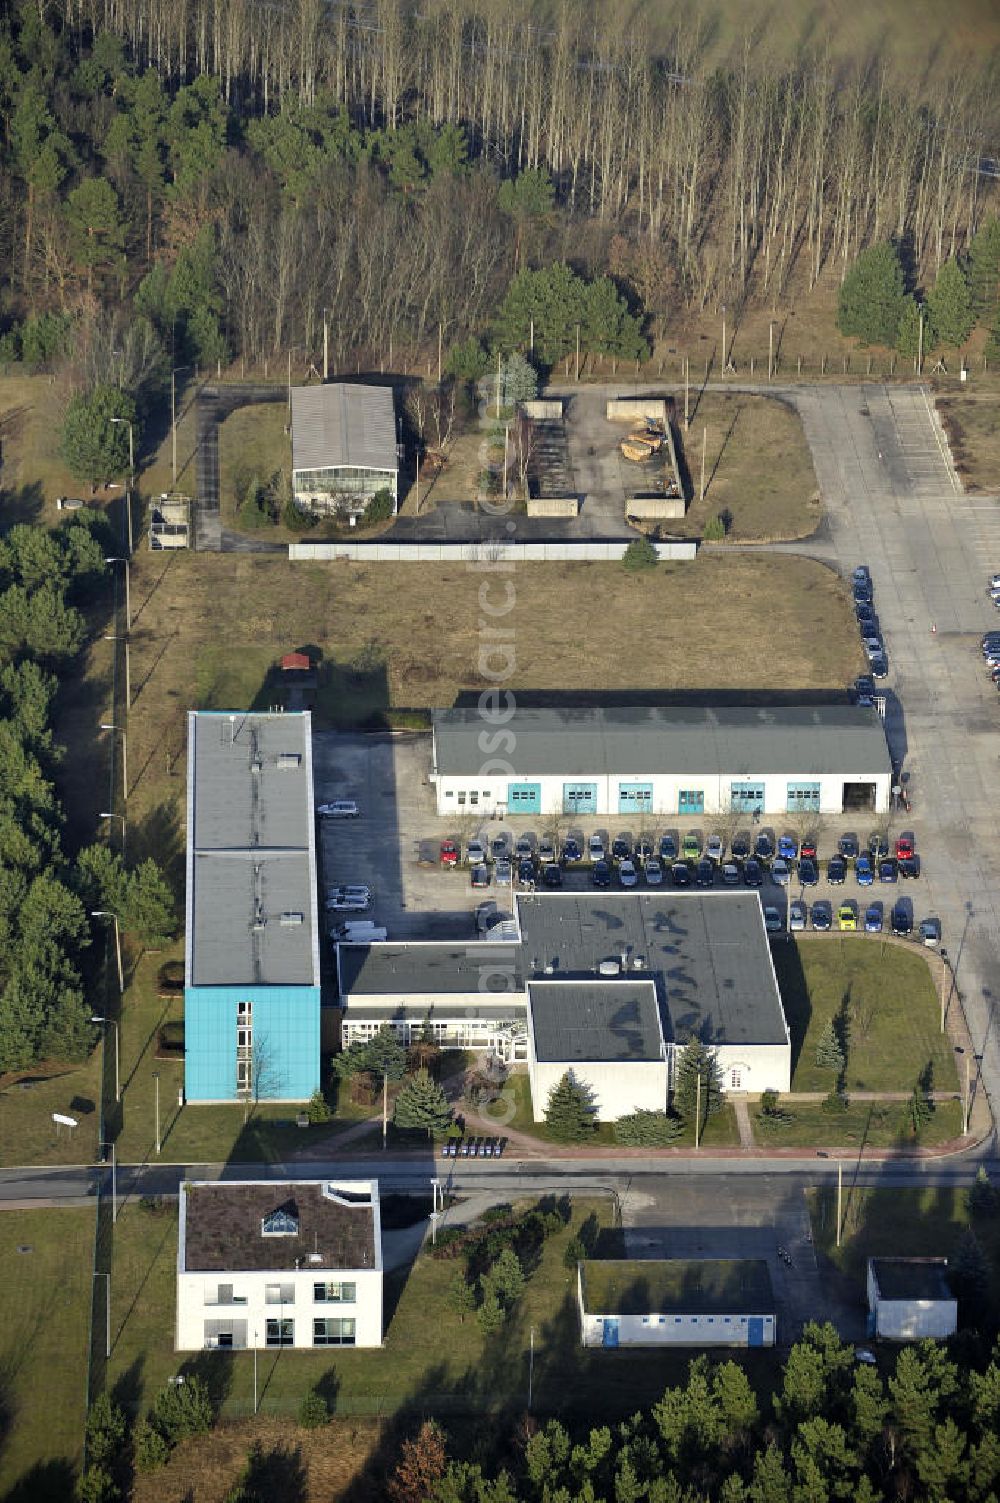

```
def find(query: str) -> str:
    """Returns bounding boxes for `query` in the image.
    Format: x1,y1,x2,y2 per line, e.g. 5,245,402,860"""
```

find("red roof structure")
281,652,312,672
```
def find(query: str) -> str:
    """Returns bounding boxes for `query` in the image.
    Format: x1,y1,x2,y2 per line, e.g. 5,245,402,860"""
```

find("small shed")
867,1258,957,1340
578,1258,775,1349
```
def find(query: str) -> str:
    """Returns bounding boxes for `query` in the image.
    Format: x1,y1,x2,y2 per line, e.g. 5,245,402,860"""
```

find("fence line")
289,539,697,563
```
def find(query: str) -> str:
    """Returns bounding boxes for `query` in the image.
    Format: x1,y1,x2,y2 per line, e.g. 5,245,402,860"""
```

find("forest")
0,0,998,396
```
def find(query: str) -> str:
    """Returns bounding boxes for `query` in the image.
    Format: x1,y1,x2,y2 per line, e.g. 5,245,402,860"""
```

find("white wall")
579,1309,775,1348
713,1042,791,1095
872,1299,957,1340
176,1265,383,1350
529,1057,668,1122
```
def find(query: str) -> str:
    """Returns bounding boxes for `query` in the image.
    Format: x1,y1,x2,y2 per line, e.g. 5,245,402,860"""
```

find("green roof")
581,1259,774,1316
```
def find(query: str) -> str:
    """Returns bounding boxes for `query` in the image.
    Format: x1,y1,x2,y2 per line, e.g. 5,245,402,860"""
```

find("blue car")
799,858,819,886
864,905,883,933
879,859,898,884
855,855,874,887
562,838,582,864
777,835,797,861
659,834,678,862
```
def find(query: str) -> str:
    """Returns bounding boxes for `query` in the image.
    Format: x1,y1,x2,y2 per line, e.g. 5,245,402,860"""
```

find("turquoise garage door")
618,783,653,814
507,782,541,814
563,782,597,815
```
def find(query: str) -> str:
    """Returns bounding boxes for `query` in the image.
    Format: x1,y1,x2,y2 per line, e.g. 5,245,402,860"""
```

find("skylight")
261,1206,299,1237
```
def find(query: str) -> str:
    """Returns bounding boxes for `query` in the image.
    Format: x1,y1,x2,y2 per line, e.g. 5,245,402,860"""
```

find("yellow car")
838,903,857,931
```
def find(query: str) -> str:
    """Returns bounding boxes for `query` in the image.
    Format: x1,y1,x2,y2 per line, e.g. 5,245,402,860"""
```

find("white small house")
867,1258,957,1340
177,1179,383,1351
578,1259,776,1348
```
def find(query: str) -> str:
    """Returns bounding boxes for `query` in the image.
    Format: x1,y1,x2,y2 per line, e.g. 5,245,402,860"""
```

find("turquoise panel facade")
184,984,320,1102
507,782,541,814
618,782,653,814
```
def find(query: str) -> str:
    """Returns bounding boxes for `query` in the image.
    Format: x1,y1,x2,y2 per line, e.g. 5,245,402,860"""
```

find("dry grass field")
936,389,1000,494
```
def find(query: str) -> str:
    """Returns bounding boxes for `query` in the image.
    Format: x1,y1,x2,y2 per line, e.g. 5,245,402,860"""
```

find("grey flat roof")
291,384,396,475
528,979,663,1062
432,705,890,778
582,1259,774,1316
871,1258,954,1303
338,942,524,997
517,892,788,1047
185,712,320,988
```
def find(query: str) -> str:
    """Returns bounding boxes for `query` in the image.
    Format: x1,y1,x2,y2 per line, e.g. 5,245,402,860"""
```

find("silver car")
494,859,512,887
467,838,488,864
588,834,605,863
789,900,807,931
771,859,791,887
706,834,724,863
645,857,663,886
619,859,638,888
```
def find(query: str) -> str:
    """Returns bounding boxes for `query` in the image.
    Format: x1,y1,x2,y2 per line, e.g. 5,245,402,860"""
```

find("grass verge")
754,1097,964,1149
936,389,1000,493
0,1208,95,1501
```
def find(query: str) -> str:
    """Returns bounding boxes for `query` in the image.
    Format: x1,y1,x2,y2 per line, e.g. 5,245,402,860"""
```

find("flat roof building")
867,1258,957,1341
578,1258,776,1347
184,711,320,1103
430,704,892,818
291,383,397,518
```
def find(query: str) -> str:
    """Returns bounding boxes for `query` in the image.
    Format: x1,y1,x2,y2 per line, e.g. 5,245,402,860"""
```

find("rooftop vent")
544,964,554,975
277,753,301,770
598,959,621,976
632,957,646,970
280,911,304,927
251,758,263,775
307,1251,323,1264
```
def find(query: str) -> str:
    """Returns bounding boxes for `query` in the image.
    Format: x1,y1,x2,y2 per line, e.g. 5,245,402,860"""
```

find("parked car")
467,838,488,865
515,835,534,860
754,832,774,861
855,855,874,887
706,834,724,863
800,836,818,861
491,834,509,860
494,859,512,887
853,578,873,604
879,859,898,883
731,833,750,861
660,833,678,862
891,903,913,937
838,902,858,931
470,864,490,889
592,859,612,888
811,901,833,931
683,833,701,861
440,839,459,867
864,904,883,934
855,601,876,625
899,857,921,879
611,836,631,864
868,832,889,861
919,917,941,946
771,858,791,886
777,835,798,861
871,655,888,679
789,900,807,931
838,834,859,861
763,906,783,933
635,835,654,863
895,834,915,860
326,892,371,912
722,862,741,885
696,859,715,888
588,834,605,863
517,858,536,886
671,862,692,887
827,855,847,885
743,858,763,887
798,858,819,886
326,883,372,902
863,636,884,662
542,863,562,888
645,857,664,886
317,799,360,818
618,858,638,888
562,837,583,864
538,836,557,864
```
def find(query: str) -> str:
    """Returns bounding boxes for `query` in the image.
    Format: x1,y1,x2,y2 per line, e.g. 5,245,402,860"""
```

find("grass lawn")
936,387,1000,493
672,393,821,541
0,1050,103,1167
807,1185,1000,1300
772,937,959,1094
754,1097,964,1150
108,1193,754,1424
0,1208,95,1501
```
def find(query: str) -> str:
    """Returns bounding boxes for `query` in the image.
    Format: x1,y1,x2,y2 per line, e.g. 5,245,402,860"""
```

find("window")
730,782,765,813
261,1206,299,1237
266,1319,294,1347
314,1281,357,1303
237,1058,251,1091
265,1283,295,1304
469,791,479,806
445,791,454,799
216,1332,233,1348
730,1067,743,1090
678,789,704,816
457,792,466,805
787,781,821,813
314,1317,356,1347
237,1001,253,1022
641,1315,652,1326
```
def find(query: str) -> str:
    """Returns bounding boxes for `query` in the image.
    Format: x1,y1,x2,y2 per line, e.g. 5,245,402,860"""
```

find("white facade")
177,1180,383,1352
867,1260,957,1340
529,1057,668,1122
578,1265,776,1348
712,1041,792,1095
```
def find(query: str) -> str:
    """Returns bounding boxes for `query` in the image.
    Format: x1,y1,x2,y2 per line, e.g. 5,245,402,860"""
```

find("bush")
614,1109,683,1146
134,1420,169,1473
84,1394,126,1469
703,516,726,542
305,1089,332,1123
282,498,316,531
149,1374,214,1445
298,1388,329,1428
563,1234,586,1270
621,536,659,570
75,1465,119,1503
821,1087,849,1114
363,487,396,526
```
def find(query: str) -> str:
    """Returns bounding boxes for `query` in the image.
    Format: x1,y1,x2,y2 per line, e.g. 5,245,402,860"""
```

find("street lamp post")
104,633,131,710
99,1137,118,1221
109,418,134,554
721,304,727,373
91,1012,120,1101
104,555,131,632
153,1070,161,1155
100,810,127,862
100,723,128,802
917,303,925,377
95,1271,111,1359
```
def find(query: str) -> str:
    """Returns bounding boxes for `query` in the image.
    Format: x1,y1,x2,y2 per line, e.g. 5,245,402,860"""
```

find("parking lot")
312,729,937,969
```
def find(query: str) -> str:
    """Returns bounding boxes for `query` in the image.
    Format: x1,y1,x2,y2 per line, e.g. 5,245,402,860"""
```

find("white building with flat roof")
176,1179,383,1351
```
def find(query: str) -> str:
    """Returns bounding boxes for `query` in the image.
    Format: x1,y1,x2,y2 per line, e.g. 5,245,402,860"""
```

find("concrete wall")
627,495,686,520
522,400,564,420
712,1041,791,1096
432,769,892,819
579,1307,776,1348
528,1055,668,1122
177,1265,383,1350
866,1262,957,1339
526,496,579,517
290,540,698,562
607,398,669,424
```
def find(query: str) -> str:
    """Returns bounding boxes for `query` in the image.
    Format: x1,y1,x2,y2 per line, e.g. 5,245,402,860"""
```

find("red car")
440,840,459,867
895,835,914,860
800,837,818,861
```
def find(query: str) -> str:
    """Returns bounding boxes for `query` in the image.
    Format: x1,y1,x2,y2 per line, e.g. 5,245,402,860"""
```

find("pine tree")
543,1071,596,1142
837,243,907,346
388,1420,448,1503
968,1165,998,1218
928,258,975,346
949,1228,991,1307
392,1067,452,1135
672,1038,723,1128
814,1020,845,1073
968,217,1000,321
446,1271,477,1323
486,1247,525,1305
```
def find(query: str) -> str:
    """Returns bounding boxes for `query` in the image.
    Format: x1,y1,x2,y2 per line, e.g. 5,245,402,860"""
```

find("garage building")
867,1258,957,1340
184,711,321,1103
430,704,892,819
291,383,398,518
578,1259,776,1348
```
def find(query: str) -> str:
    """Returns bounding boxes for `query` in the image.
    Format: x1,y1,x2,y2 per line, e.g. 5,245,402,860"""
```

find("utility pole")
836,1161,843,1247
575,323,581,382
699,427,707,502
496,349,501,418
95,1272,111,1359
323,309,329,382
110,419,134,554
695,1070,702,1150
768,321,774,382
917,303,925,377
529,318,534,355
684,357,690,430
287,348,292,419
721,304,727,373
104,634,131,711
437,322,443,386
964,1053,971,1135
153,1070,161,1155
528,1326,535,1411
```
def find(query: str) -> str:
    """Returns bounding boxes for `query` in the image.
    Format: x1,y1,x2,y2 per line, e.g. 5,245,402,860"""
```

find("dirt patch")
936,390,1000,493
